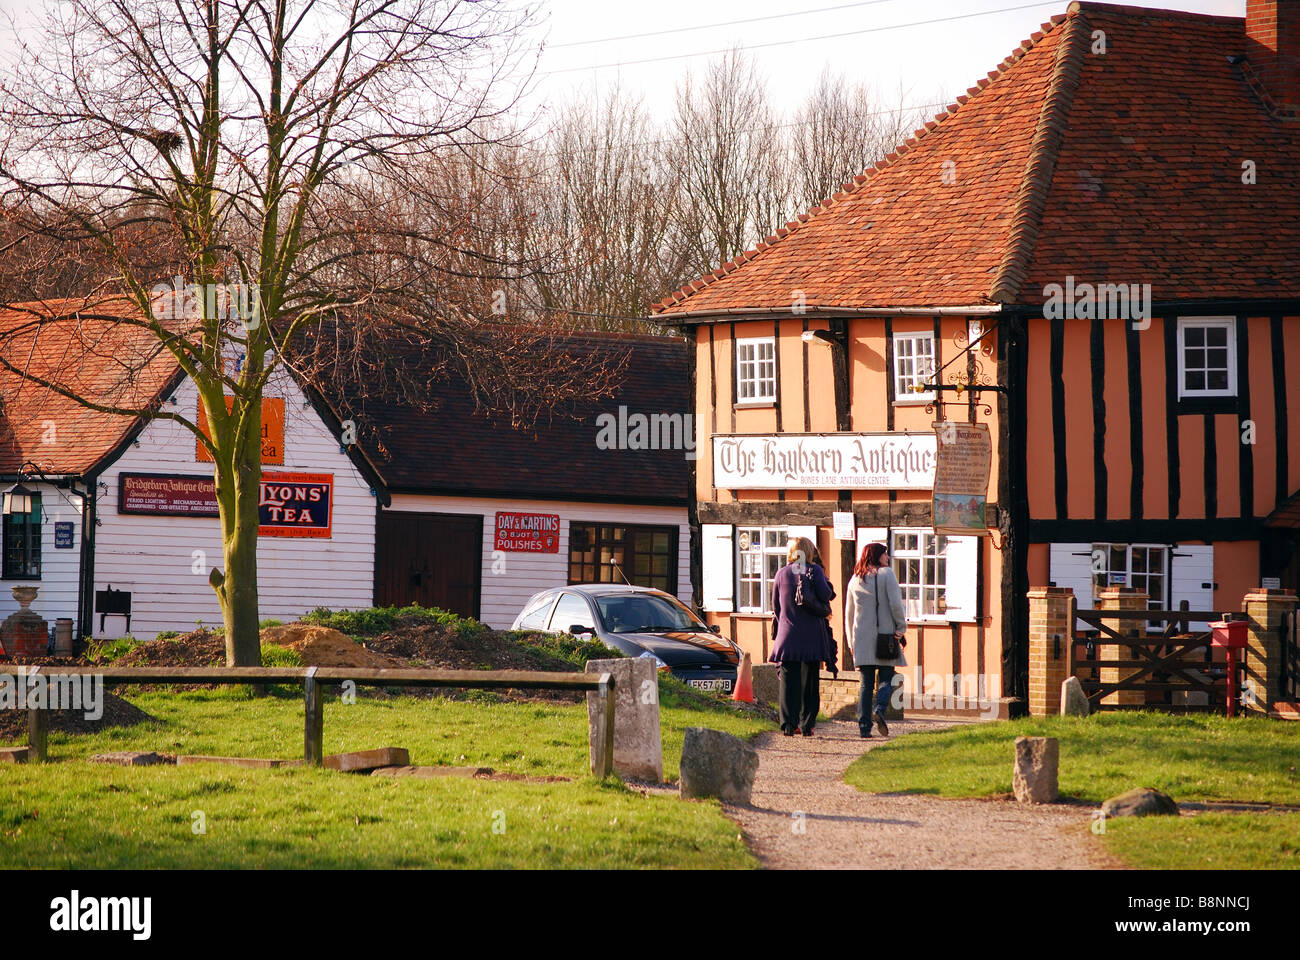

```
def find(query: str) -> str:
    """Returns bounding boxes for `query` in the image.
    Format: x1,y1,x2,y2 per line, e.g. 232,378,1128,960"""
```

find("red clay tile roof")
654,2,1300,316
317,333,690,505
0,298,182,476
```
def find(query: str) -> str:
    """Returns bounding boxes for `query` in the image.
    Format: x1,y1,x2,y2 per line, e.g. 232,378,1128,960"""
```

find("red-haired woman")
844,541,907,738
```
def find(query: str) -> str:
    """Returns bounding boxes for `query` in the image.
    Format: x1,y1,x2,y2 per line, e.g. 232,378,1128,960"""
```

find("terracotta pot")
10,585,38,610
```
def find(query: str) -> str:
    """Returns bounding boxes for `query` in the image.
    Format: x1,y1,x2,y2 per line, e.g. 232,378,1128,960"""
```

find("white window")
736,337,776,403
892,331,936,402
1089,543,1169,612
1177,317,1236,398
735,526,788,612
891,528,948,620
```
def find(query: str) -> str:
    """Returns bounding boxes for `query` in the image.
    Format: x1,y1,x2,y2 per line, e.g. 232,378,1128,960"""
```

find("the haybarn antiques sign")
712,433,936,490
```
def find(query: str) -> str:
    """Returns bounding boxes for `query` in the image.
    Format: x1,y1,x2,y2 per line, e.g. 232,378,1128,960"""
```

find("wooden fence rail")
10,665,617,777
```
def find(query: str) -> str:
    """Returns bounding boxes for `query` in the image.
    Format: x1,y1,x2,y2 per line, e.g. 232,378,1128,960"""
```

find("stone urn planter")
11,585,39,610
1,585,48,659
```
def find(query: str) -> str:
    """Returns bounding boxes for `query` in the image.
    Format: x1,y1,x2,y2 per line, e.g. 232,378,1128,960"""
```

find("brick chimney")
1245,0,1300,113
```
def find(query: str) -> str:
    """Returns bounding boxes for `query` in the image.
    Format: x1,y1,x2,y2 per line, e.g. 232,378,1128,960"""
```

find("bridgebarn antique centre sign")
712,433,936,490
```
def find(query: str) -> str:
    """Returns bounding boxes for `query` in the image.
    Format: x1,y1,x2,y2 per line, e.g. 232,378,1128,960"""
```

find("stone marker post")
1097,588,1148,707
1027,587,1074,717
1241,588,1297,716
1013,736,1059,803
585,658,662,782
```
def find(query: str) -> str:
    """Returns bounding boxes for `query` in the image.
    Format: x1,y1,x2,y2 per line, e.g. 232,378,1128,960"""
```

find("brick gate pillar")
1097,587,1148,707
1028,587,1075,717
1241,588,1297,716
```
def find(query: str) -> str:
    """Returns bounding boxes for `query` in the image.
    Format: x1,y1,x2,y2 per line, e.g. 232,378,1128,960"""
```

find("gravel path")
724,718,1123,870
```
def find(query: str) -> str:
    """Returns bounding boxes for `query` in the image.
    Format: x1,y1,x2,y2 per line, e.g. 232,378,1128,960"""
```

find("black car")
511,584,741,692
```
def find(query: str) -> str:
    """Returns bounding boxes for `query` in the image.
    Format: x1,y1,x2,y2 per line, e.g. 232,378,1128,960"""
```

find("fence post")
1241,588,1298,715
27,706,47,763
1027,587,1075,716
1097,587,1148,707
591,672,615,779
303,666,323,766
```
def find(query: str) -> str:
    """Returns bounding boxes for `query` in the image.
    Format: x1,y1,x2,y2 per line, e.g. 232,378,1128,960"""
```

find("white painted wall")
88,371,375,640
0,481,84,630
386,494,690,629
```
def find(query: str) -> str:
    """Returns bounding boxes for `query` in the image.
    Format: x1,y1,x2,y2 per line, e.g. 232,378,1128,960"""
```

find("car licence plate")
689,678,732,692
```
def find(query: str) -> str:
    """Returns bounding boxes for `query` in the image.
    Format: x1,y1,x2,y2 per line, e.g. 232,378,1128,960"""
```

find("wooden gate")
1071,605,1243,712
374,511,482,618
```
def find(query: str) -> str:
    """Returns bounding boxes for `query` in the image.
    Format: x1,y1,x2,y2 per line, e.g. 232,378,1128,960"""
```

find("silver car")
511,584,742,692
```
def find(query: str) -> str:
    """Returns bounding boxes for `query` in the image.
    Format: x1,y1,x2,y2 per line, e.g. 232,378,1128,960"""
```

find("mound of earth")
260,624,398,668
0,691,156,743
113,629,226,667
364,623,574,672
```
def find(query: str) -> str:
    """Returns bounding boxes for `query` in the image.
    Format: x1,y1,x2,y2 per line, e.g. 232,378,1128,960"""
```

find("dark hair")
853,542,889,578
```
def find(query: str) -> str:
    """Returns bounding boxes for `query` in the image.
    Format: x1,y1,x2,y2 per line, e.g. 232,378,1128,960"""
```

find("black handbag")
874,570,901,660
794,566,832,619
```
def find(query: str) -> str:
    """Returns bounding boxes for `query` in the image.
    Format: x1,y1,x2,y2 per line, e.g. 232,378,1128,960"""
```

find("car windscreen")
595,594,706,634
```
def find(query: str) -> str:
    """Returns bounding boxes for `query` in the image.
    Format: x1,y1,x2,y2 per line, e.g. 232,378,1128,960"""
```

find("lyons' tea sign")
257,472,333,538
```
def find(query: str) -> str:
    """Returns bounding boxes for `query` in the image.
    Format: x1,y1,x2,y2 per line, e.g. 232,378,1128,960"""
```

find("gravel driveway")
724,718,1122,870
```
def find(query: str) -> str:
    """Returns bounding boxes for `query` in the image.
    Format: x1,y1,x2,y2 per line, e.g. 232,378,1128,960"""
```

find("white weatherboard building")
0,304,691,641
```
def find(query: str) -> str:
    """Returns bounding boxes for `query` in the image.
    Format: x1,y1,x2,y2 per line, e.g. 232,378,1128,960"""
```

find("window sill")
1175,395,1238,415
733,401,777,410
732,611,774,618
893,397,935,407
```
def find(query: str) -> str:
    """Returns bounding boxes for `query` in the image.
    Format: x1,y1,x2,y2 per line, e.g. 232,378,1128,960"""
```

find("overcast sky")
1,0,1249,126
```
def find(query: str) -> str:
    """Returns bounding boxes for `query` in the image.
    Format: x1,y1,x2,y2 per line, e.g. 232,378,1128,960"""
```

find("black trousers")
778,661,821,732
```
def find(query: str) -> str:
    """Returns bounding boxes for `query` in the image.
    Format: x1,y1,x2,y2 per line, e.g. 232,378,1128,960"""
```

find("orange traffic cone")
732,651,754,703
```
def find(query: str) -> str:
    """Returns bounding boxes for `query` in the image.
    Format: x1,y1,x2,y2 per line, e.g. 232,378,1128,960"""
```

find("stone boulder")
1101,787,1179,818
1012,736,1059,803
1060,677,1091,717
585,658,663,782
679,727,758,805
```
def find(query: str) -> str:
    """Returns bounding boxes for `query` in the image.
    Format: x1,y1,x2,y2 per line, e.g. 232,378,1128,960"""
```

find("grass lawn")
0,680,772,869
844,712,1300,869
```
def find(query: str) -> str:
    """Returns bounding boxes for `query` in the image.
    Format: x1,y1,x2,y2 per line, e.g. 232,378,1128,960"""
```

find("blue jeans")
857,665,897,728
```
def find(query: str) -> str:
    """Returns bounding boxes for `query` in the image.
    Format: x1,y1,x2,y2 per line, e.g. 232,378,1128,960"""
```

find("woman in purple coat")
769,536,837,737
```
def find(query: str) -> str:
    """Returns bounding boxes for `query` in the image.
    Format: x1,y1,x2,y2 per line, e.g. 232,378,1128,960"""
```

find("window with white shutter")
701,524,734,612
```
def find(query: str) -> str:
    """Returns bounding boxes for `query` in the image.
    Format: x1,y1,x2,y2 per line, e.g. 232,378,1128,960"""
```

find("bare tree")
668,49,791,281
788,70,923,212
526,86,686,331
0,0,609,665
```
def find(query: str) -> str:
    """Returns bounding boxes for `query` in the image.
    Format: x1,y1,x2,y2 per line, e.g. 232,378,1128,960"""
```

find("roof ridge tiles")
1068,1,1236,22
652,7,1077,314
988,8,1090,304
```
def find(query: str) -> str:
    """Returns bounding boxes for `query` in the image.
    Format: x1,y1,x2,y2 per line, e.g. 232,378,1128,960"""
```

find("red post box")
1210,619,1249,716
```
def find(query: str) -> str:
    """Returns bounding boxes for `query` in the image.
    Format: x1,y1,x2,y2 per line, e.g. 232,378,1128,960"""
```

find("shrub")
506,630,624,669
84,636,140,663
155,631,180,641
259,618,285,630
260,644,304,668
300,604,486,639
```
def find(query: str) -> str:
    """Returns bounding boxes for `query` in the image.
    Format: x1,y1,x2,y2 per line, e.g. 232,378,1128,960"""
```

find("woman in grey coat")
844,541,908,738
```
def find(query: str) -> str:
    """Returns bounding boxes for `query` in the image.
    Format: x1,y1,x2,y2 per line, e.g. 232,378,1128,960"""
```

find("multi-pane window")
2,492,41,579
568,523,677,594
892,331,936,401
890,528,947,619
735,526,789,613
1090,543,1168,611
736,337,776,403
1177,318,1236,398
